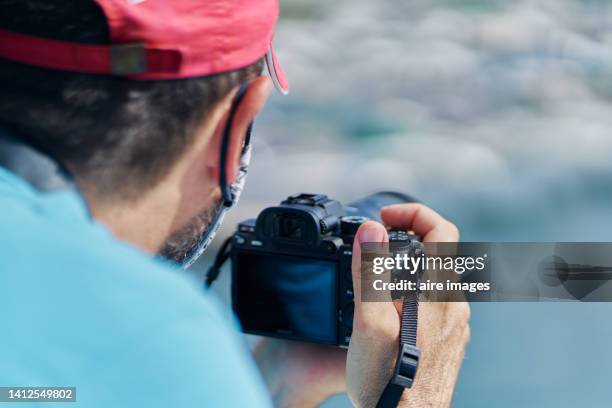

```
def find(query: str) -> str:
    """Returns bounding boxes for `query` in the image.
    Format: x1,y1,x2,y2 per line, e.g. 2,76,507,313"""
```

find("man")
0,1,469,407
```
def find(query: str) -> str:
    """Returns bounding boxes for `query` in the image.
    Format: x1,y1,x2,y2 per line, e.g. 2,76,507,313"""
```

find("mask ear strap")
219,82,252,207
243,122,253,153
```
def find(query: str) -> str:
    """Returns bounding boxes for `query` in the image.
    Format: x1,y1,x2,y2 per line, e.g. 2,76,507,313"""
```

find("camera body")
230,192,419,347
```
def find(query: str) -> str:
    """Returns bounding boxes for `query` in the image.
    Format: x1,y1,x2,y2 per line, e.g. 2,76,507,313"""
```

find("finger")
380,203,459,242
351,220,388,310
348,222,400,406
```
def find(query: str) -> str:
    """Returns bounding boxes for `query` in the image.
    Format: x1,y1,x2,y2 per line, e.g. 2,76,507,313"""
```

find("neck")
88,184,181,255
85,140,218,255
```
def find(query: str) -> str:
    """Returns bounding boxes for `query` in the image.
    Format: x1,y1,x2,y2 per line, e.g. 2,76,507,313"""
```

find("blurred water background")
200,0,612,406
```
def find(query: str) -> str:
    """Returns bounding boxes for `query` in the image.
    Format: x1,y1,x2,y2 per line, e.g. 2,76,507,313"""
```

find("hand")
254,338,347,407
347,203,470,408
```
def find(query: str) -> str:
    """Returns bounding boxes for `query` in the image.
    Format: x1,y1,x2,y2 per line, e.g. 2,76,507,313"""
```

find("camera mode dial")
340,216,369,235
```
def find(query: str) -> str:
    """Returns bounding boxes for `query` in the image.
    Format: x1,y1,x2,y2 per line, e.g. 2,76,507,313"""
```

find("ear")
206,76,273,186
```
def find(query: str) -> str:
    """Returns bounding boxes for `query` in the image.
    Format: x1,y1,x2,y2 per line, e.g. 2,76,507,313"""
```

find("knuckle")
446,222,460,240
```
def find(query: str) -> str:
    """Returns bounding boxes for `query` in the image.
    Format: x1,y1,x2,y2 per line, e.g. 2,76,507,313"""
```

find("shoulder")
0,187,271,407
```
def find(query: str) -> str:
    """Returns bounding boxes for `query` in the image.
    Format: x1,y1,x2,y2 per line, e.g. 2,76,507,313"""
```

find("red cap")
0,0,289,94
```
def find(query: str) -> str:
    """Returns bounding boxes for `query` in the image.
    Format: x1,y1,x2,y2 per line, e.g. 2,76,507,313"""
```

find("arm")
254,338,347,407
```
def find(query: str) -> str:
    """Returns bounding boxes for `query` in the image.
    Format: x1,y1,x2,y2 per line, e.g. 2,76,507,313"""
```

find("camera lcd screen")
234,253,337,344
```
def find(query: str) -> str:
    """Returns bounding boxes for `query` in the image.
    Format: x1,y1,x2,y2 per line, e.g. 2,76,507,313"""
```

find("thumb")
352,221,389,316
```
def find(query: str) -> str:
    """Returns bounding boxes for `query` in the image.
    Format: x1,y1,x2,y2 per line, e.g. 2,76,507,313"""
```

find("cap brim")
265,45,289,95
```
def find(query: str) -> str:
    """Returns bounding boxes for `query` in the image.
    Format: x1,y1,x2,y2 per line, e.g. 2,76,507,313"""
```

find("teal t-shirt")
0,167,272,407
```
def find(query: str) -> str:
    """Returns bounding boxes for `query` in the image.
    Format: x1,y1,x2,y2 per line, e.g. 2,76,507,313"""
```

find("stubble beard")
157,196,222,264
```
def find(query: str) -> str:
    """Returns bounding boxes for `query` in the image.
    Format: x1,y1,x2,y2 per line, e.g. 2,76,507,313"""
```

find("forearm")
254,338,347,408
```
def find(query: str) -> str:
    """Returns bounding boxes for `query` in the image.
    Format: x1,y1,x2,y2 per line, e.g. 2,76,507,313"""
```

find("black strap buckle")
391,343,420,388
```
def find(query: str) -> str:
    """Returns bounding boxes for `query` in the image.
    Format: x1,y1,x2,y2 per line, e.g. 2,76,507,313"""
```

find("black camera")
229,192,420,347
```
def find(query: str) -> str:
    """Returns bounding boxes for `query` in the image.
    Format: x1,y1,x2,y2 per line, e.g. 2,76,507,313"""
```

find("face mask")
161,83,253,269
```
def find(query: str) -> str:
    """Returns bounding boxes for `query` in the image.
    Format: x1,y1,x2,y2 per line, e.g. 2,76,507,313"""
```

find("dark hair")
0,0,263,200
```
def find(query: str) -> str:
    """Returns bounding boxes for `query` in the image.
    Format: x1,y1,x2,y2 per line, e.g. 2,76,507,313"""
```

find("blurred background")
200,0,612,406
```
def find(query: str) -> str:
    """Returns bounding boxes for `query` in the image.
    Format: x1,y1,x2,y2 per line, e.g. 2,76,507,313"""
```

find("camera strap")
376,291,420,408
204,235,233,287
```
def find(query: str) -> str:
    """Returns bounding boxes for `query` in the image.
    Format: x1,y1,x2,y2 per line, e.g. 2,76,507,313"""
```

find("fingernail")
359,224,384,244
